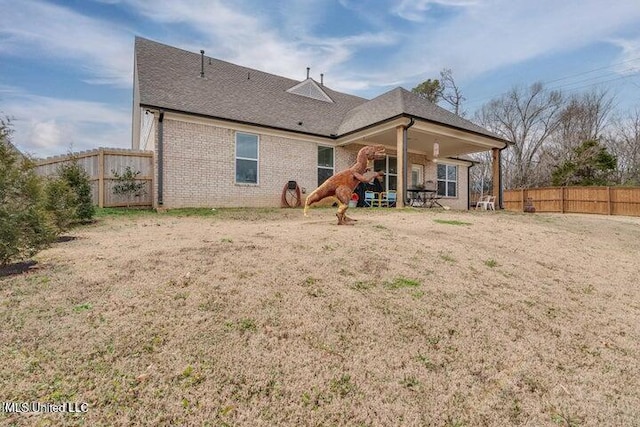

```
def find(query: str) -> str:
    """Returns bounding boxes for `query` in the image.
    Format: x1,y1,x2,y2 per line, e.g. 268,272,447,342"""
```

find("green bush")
0,124,55,266
44,177,76,233
112,166,146,207
551,140,617,186
58,159,94,222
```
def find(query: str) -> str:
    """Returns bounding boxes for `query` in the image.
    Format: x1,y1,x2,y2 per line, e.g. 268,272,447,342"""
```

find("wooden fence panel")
611,187,640,216
36,148,153,208
502,189,523,211
504,186,640,217
565,187,607,215
527,188,563,212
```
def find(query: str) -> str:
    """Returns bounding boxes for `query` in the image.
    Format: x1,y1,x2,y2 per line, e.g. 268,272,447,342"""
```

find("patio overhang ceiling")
335,116,507,159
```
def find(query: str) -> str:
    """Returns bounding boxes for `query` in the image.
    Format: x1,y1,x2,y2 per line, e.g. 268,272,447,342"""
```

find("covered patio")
335,89,509,209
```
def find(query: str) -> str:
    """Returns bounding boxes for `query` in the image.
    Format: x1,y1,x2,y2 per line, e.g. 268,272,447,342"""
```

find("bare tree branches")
475,83,564,188
472,82,632,189
439,69,466,116
412,69,466,115
553,89,615,158
606,109,640,185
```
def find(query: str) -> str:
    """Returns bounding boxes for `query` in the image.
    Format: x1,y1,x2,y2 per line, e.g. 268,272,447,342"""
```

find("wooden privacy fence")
36,148,154,208
504,186,640,217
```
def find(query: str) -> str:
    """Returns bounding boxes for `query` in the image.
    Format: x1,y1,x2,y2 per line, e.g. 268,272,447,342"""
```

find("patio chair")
384,190,397,207
476,195,495,210
364,191,379,207
474,195,488,209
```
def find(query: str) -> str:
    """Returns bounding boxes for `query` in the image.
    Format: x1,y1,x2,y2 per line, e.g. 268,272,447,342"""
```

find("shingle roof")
135,37,363,137
337,87,501,139
135,37,505,142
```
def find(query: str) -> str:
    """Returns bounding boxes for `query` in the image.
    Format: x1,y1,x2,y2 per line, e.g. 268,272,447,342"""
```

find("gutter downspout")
157,110,165,206
499,143,508,210
403,117,415,206
468,162,473,210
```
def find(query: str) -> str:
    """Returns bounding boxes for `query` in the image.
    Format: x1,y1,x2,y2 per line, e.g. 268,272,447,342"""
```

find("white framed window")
317,146,334,186
437,164,457,197
236,132,259,184
411,164,423,188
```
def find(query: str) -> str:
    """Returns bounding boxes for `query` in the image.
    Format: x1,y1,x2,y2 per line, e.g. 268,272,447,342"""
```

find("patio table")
407,188,443,208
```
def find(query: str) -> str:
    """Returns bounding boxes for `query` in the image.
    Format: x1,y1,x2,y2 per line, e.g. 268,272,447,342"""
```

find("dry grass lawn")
1,207,639,426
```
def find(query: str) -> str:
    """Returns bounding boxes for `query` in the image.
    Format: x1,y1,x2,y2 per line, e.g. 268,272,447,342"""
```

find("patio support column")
396,125,405,208
492,147,501,208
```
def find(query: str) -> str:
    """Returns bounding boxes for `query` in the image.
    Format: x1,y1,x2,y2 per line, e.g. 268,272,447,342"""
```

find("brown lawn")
1,208,639,426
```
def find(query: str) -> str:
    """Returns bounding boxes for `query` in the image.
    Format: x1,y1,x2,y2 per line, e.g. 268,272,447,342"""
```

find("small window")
236,132,258,184
411,164,423,188
318,146,334,185
437,164,457,197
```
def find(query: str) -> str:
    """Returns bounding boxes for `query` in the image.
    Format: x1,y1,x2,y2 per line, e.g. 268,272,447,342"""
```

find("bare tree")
439,69,465,116
520,88,617,186
551,88,615,159
412,69,465,115
605,109,640,185
475,82,564,188
468,151,493,199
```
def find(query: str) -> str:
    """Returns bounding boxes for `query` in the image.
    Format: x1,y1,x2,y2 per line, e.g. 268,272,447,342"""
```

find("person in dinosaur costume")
304,144,386,225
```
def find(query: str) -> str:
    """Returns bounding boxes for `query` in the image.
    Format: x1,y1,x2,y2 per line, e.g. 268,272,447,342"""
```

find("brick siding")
151,116,469,209
157,118,356,208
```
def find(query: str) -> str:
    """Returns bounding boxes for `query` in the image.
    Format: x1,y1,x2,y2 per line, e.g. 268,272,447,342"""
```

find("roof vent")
306,67,310,79
200,50,205,78
320,73,324,86
286,79,334,103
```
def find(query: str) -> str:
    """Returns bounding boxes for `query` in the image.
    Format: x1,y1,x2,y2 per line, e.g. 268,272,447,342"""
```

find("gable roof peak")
286,78,334,103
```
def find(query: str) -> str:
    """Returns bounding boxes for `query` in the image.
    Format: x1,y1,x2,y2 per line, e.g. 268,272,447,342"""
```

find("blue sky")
1,0,640,157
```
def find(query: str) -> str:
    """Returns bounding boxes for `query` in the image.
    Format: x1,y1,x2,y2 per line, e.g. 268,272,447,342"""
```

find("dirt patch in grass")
0,260,38,277
1,208,639,426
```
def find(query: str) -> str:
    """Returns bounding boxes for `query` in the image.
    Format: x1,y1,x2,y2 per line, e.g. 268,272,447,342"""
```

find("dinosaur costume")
304,144,386,225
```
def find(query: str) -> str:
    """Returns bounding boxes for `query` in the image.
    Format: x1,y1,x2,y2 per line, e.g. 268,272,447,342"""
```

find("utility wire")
464,56,640,108
546,68,640,91
541,56,640,85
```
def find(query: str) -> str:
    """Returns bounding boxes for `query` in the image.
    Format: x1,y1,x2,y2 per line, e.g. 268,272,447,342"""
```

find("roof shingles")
135,37,504,141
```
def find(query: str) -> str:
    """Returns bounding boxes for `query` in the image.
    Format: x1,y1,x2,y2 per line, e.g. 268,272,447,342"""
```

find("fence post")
98,149,105,208
521,188,525,212
607,186,612,215
560,187,565,213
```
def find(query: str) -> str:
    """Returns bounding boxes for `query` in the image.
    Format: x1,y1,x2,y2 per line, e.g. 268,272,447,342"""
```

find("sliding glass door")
373,156,397,192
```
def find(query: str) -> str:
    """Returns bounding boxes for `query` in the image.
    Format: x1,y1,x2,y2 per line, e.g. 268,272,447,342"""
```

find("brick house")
132,37,509,209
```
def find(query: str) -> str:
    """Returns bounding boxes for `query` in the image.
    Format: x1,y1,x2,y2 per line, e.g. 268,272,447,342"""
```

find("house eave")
139,103,337,141
337,113,510,148
137,105,511,151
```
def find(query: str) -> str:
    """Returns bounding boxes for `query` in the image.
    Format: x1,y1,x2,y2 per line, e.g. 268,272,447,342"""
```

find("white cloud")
3,0,640,158
0,0,133,87
27,119,67,149
392,0,478,22
117,0,639,100
2,0,639,97
113,0,397,83
3,90,130,157
111,1,313,78
383,0,640,90
609,37,640,76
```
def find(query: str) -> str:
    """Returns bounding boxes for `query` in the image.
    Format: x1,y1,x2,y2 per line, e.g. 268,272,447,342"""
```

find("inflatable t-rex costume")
304,144,386,225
